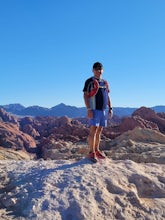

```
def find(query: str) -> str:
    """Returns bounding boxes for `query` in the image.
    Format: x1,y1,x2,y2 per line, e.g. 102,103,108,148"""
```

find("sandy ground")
0,158,165,220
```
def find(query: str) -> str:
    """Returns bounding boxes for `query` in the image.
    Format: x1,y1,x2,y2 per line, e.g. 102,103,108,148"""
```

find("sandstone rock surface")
0,159,165,220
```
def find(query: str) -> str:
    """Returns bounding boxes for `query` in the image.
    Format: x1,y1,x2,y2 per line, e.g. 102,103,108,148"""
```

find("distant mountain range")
0,103,165,118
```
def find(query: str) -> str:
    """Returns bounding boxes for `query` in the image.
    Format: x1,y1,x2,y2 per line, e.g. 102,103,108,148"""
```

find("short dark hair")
93,62,103,69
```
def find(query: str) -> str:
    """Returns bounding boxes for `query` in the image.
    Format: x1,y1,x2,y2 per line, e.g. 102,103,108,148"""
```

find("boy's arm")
108,95,113,118
83,92,90,109
83,92,93,118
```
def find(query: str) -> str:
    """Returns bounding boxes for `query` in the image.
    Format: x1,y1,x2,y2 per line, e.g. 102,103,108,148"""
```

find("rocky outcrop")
19,117,40,138
40,118,89,159
0,147,31,160
108,107,165,137
132,106,165,134
101,127,165,164
0,107,165,162
158,112,165,119
0,122,36,153
38,127,165,163
0,108,18,125
118,115,159,132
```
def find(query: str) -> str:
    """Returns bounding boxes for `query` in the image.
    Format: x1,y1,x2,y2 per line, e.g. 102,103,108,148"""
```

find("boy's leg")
95,126,103,151
87,110,106,158
88,126,97,157
95,126,106,159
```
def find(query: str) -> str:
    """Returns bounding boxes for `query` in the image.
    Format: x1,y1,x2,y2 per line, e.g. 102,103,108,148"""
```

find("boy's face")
93,67,103,79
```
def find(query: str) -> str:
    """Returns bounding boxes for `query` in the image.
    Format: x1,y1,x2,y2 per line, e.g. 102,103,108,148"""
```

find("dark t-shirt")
83,77,109,110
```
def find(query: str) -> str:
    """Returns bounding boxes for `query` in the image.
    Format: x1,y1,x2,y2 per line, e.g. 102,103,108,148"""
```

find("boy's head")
93,62,103,70
93,62,103,78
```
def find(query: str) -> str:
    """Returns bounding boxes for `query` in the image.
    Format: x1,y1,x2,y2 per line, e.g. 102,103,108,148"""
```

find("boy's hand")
109,109,113,119
87,109,93,119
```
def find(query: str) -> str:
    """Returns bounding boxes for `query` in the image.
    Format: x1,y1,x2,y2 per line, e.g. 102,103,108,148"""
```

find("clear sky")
0,0,165,108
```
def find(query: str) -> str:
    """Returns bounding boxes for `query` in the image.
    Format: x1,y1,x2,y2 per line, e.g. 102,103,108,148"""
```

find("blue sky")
0,0,165,108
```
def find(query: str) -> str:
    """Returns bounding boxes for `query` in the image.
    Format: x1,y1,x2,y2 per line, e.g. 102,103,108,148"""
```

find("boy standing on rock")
83,62,113,162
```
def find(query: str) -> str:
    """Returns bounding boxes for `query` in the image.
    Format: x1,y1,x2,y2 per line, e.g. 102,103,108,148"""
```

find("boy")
83,62,113,162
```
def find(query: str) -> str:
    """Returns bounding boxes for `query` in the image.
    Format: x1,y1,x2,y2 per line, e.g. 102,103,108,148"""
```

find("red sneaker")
96,151,106,159
87,152,98,163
